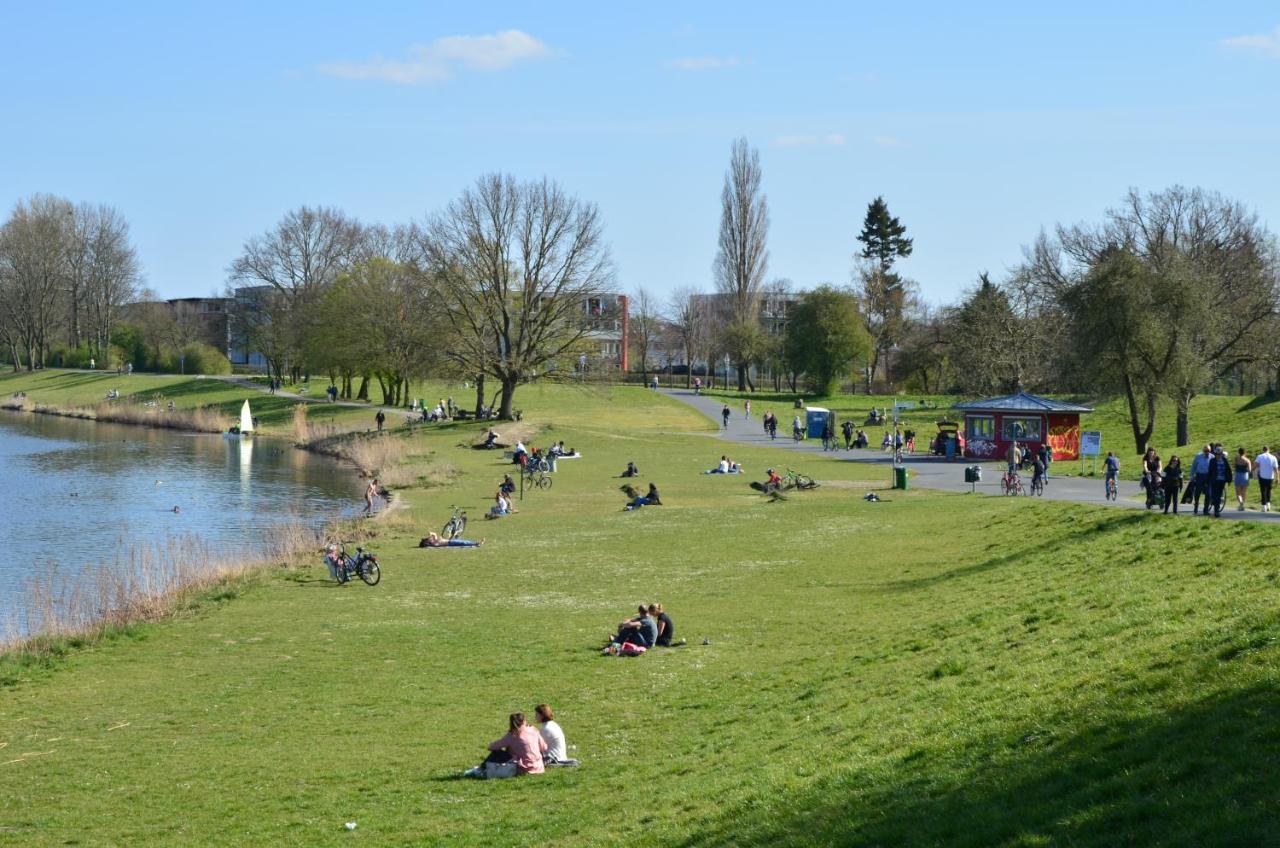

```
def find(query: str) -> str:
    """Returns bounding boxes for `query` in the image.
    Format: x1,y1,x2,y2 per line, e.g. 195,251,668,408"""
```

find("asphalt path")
660,387,1278,524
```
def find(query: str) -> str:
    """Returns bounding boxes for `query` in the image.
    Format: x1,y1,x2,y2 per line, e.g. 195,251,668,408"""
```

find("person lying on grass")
419,532,485,548
463,713,546,779
623,482,662,510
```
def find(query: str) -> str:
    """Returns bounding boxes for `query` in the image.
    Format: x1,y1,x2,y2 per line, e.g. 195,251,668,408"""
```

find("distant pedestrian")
841,419,855,450
1162,455,1183,514
376,409,386,432
1256,446,1278,512
89,357,95,370
721,404,730,429
1207,446,1231,518
822,417,835,451
1038,444,1053,480
1189,444,1212,514
743,398,751,419
651,376,659,390
1233,447,1252,512
363,478,380,515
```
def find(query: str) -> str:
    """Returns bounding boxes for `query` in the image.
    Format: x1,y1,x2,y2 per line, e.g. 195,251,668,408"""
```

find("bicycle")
327,542,381,586
442,505,468,540
522,469,553,490
1030,476,1044,496
784,468,818,490
1105,476,1118,501
1001,471,1024,496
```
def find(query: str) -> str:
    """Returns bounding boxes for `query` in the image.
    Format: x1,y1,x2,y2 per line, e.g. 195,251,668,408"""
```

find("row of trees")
0,195,141,370
226,175,613,418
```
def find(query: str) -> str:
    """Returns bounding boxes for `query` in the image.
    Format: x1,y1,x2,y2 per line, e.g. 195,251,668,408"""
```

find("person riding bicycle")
1032,455,1046,490
792,415,803,440
1103,451,1120,495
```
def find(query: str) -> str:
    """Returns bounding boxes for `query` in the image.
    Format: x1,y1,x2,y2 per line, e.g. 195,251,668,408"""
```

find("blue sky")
3,2,1279,305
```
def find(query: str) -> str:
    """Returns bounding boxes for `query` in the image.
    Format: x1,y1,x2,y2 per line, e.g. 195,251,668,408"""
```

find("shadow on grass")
881,512,1149,593
679,684,1280,847
1238,394,1280,413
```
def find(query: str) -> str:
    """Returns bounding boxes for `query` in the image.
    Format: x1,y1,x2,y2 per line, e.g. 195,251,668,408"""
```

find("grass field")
1,381,1278,846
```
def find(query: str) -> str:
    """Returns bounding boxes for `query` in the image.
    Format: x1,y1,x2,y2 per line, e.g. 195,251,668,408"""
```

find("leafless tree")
422,174,613,419
0,195,73,369
227,206,364,380
714,138,769,390
668,287,709,388
630,287,663,381
75,204,141,364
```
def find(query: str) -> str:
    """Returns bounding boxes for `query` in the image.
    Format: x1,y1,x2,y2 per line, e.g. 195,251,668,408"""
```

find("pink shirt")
488,725,547,774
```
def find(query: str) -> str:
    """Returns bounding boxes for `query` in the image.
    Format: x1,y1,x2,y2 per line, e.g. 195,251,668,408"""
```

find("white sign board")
1081,431,1102,457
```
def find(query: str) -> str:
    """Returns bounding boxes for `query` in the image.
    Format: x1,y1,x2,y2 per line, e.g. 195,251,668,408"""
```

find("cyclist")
1103,451,1120,498
792,415,803,441
1031,453,1046,493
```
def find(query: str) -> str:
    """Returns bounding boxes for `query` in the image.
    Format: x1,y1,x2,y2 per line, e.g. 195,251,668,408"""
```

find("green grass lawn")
1,384,1278,846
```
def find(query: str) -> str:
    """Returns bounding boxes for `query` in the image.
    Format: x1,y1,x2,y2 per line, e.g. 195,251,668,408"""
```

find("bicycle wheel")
537,475,553,490
335,562,349,584
442,518,458,540
796,475,816,489
1001,477,1011,495
359,559,381,586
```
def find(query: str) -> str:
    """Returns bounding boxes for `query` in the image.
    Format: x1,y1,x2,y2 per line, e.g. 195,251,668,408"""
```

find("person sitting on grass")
535,704,580,767
488,490,516,518
763,467,783,493
706,455,731,474
482,429,499,449
621,461,640,478
464,713,547,779
650,603,680,647
610,605,658,648
623,483,662,510
420,532,486,548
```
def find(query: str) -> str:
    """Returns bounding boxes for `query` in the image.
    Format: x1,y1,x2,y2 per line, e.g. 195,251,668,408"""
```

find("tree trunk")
356,374,369,401
473,373,486,418
736,363,746,391
8,343,21,372
1123,375,1155,455
1175,388,1193,447
865,353,880,394
498,377,518,420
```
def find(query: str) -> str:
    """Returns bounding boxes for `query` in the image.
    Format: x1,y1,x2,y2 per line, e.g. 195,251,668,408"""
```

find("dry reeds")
10,399,229,433
1,524,327,659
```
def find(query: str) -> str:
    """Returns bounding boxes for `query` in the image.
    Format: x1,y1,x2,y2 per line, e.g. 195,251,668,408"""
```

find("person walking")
1007,441,1021,476
363,477,380,515
1103,451,1120,497
841,419,855,450
721,404,730,429
1038,443,1053,481
375,409,386,432
1207,445,1231,518
1255,445,1278,512
1233,447,1253,511
1141,448,1162,508
1162,455,1183,514
743,399,751,419
1189,443,1212,514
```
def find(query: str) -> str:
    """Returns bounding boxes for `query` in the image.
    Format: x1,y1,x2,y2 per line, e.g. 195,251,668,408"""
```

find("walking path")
660,388,1278,524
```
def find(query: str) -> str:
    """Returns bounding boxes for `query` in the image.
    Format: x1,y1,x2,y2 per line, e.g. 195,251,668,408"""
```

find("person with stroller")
1142,448,1163,509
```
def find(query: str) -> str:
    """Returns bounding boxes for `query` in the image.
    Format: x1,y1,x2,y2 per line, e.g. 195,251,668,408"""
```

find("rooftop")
952,391,1093,414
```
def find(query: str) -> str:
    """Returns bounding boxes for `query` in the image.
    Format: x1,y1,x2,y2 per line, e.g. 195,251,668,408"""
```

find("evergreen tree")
854,196,915,393
857,196,913,272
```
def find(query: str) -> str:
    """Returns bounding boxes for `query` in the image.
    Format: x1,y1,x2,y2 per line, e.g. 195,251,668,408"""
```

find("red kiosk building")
953,391,1093,461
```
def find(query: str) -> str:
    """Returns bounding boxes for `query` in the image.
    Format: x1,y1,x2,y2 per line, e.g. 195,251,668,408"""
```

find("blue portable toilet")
805,407,830,439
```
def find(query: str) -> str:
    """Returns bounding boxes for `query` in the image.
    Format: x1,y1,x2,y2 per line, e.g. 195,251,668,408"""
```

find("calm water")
0,410,361,632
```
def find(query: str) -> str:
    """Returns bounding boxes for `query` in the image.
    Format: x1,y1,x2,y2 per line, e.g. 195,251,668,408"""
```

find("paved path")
661,388,1278,524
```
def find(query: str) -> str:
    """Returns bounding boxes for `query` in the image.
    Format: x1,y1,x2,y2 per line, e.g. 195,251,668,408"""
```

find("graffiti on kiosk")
1047,424,1081,460
967,439,998,458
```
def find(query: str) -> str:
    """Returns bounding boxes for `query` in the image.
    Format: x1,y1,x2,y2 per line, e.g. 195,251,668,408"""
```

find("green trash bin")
894,466,909,490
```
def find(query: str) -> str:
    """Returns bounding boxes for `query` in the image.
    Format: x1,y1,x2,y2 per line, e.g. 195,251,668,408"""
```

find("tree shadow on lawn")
881,512,1148,594
678,683,1280,847
1237,394,1280,413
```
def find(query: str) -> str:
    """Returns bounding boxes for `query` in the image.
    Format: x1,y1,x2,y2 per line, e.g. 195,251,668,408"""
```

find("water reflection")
0,410,360,629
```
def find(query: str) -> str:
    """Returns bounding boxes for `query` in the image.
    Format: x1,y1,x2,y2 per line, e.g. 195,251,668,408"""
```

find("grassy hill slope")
0,384,1276,846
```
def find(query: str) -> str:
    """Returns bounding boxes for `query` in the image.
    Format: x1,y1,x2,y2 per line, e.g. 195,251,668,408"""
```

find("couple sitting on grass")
704,455,743,474
464,704,580,779
622,483,661,510
602,603,680,655
488,488,517,519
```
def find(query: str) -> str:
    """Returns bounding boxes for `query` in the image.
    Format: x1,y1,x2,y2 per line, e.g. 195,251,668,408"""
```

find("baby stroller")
1144,471,1165,510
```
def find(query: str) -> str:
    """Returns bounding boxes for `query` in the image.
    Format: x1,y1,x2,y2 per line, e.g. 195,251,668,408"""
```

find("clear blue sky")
3,2,1278,306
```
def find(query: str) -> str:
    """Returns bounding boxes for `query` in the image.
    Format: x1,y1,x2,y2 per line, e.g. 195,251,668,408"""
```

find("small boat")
224,400,255,439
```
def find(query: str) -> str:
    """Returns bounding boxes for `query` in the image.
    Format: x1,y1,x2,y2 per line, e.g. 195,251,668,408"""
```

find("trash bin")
894,466,909,490
964,465,982,483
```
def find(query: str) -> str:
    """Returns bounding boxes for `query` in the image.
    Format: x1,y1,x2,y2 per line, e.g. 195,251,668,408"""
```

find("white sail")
239,400,254,433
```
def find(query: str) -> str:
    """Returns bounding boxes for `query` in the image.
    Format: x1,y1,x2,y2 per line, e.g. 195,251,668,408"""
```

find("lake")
0,410,362,636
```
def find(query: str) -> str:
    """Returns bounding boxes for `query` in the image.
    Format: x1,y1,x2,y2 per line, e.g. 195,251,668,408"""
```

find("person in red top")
763,467,783,494
481,713,547,777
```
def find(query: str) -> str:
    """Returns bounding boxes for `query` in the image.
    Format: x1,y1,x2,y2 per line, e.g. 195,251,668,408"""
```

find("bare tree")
423,174,613,419
227,206,363,380
714,138,769,390
77,204,141,365
630,287,662,381
0,195,73,369
668,287,708,388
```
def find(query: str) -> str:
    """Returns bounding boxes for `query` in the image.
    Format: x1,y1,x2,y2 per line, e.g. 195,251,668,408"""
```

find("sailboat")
225,400,255,439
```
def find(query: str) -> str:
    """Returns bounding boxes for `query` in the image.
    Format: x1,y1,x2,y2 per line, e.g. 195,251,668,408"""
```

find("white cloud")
773,134,845,148
1220,26,1280,58
320,30,553,84
664,56,741,70
872,135,905,148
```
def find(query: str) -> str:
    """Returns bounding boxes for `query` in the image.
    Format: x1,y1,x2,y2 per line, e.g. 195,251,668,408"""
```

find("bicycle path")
659,388,1278,524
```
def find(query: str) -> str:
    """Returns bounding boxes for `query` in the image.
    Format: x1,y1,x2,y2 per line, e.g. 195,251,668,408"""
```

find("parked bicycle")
1030,476,1044,496
326,542,381,586
1001,471,1025,496
522,468,553,490
442,505,468,540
